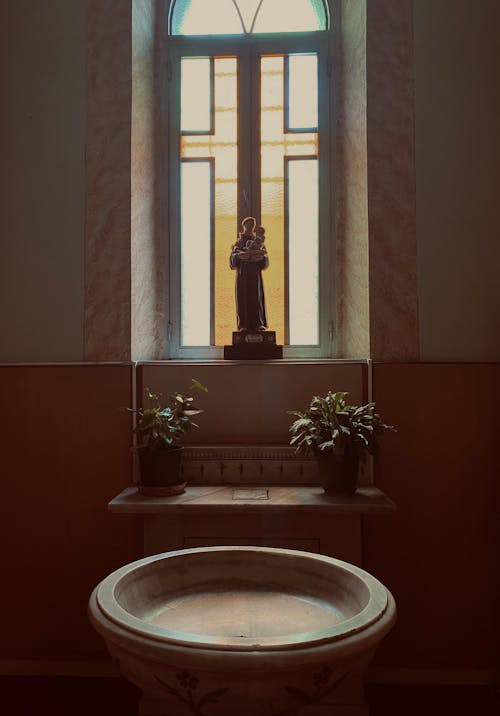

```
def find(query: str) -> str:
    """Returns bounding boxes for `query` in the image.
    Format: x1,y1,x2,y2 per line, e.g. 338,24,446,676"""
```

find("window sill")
136,358,368,365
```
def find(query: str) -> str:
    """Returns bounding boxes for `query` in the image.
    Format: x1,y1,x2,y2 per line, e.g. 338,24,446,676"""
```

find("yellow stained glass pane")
284,134,318,155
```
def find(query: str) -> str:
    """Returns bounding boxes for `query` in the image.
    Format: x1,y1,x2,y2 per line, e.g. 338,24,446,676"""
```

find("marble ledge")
109,485,395,515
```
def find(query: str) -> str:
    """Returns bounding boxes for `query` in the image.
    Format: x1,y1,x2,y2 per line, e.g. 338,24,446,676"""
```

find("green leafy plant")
130,379,208,450
288,391,395,460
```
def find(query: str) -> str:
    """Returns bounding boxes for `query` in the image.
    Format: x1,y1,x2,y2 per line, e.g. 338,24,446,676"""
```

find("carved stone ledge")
180,445,369,486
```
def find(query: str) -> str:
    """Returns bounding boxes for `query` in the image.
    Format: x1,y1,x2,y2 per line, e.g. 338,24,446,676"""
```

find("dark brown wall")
138,362,368,444
1,362,498,673
366,363,500,669
0,366,140,660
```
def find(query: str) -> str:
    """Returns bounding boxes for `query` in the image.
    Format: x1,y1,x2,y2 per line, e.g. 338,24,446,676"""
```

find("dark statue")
229,216,269,331
224,216,281,359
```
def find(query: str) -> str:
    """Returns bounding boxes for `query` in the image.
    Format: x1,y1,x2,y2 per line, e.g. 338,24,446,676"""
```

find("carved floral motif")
260,665,350,716
155,669,228,715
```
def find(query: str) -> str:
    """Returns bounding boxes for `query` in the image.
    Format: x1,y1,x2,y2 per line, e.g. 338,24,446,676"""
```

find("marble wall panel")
335,0,370,358
336,0,419,360
366,0,419,360
85,0,133,360
131,0,168,360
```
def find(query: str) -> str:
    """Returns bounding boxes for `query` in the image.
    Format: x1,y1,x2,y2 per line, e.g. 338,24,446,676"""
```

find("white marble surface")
89,546,396,715
109,485,396,514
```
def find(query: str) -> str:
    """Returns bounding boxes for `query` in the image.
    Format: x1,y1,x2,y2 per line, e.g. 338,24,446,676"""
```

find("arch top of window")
169,0,329,36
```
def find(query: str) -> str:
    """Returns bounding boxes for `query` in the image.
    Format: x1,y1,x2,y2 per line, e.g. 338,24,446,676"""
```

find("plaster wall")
0,0,86,362
414,0,500,361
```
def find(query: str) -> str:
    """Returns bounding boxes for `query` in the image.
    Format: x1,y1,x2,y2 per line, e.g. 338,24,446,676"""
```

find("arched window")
170,0,329,35
167,0,333,358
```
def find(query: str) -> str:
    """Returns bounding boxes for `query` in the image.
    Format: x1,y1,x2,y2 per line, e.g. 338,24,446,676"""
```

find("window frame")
165,28,335,360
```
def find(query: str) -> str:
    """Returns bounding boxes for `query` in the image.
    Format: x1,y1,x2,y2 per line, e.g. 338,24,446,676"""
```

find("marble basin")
89,547,396,715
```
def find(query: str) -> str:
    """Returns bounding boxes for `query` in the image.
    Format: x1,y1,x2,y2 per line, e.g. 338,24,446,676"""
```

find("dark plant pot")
137,445,186,496
316,452,360,495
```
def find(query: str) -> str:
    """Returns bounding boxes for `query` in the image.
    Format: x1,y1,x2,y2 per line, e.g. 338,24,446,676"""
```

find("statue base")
224,331,283,360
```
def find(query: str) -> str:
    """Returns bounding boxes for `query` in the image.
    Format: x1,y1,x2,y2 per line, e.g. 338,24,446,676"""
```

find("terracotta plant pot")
316,452,360,495
137,445,186,496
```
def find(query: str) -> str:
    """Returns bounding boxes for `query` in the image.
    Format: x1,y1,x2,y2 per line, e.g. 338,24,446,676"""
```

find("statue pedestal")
224,331,283,360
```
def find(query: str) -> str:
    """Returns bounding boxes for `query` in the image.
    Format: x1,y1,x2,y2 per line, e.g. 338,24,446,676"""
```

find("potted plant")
129,379,208,496
288,391,395,495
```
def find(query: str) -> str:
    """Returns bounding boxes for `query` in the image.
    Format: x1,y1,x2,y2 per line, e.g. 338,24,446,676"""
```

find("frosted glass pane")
288,160,318,345
181,162,211,346
171,0,243,35
288,54,318,130
181,58,211,132
253,0,326,33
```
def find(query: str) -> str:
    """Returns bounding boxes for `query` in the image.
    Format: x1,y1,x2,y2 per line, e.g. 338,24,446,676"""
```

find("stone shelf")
109,485,395,515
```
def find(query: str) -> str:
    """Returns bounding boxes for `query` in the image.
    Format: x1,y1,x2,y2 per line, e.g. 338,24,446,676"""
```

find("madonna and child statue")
224,216,283,359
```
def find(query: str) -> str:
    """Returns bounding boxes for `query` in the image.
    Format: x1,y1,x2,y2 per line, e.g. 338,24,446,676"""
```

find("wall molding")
179,445,371,486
